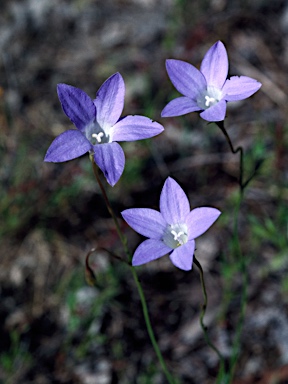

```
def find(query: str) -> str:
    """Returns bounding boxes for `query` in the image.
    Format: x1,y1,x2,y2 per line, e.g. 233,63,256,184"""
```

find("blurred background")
0,0,288,383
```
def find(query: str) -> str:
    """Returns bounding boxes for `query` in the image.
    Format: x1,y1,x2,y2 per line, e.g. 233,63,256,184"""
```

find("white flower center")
197,85,223,110
85,121,110,145
205,95,216,107
163,223,188,249
92,132,104,143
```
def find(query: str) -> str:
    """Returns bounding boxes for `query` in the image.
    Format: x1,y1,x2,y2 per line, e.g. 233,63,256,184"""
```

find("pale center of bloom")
92,132,104,143
197,85,223,110
205,95,216,107
163,223,188,249
85,121,111,145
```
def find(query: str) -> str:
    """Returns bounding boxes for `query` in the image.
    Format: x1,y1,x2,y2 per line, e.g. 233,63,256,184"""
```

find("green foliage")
0,330,31,376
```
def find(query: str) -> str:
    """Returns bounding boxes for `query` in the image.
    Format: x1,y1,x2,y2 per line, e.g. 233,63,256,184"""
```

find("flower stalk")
193,256,225,379
215,122,251,383
91,155,131,260
129,266,176,384
91,158,176,383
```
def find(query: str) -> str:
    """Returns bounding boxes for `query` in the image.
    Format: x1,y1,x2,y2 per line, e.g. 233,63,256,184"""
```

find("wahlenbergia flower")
44,73,164,186
121,177,221,271
161,41,262,122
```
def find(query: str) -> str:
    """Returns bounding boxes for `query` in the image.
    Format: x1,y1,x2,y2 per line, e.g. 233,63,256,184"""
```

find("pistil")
205,95,216,107
92,132,104,143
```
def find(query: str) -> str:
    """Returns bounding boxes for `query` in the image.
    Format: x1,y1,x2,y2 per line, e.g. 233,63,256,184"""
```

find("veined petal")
186,207,221,240
200,99,227,122
111,115,164,142
160,177,190,224
94,73,125,130
222,76,262,101
132,239,171,266
122,208,166,239
169,240,195,271
93,142,125,186
161,96,201,117
200,41,228,89
166,59,206,99
57,84,96,131
44,129,92,162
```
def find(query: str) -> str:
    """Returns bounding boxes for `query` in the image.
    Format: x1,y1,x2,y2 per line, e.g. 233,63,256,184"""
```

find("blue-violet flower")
44,73,164,186
161,41,262,122
121,177,221,271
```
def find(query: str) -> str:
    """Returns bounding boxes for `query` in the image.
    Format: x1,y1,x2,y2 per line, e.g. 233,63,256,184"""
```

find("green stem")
226,193,248,384
91,158,176,384
91,157,131,260
130,266,176,384
215,122,250,383
193,256,225,380
216,121,244,197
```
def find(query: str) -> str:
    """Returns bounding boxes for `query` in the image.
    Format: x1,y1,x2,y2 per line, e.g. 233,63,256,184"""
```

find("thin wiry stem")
91,156,131,261
215,121,244,196
226,192,248,384
193,256,225,375
130,266,177,384
215,122,251,383
91,157,176,384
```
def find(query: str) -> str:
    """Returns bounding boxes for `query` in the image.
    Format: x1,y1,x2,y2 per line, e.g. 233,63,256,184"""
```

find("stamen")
92,132,104,143
205,95,216,107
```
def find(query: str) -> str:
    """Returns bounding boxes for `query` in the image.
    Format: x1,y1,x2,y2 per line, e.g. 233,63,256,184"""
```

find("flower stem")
193,256,225,378
226,192,248,384
215,121,244,196
130,266,177,384
91,156,131,261
91,158,176,383
215,122,250,382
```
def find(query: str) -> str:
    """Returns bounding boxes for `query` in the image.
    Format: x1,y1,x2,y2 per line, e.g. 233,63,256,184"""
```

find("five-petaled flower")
121,177,221,271
161,41,262,122
44,73,164,186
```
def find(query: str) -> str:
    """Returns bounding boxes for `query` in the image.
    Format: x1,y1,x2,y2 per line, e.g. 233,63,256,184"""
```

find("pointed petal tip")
44,153,52,162
186,207,221,240
131,239,171,266
215,40,225,48
106,72,124,85
165,59,206,99
111,115,164,142
94,72,125,128
44,130,91,163
161,96,201,118
222,76,262,102
93,142,125,187
169,241,195,271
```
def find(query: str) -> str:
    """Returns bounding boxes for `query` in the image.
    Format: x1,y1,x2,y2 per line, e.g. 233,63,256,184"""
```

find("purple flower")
121,177,221,271
161,41,262,122
44,73,164,186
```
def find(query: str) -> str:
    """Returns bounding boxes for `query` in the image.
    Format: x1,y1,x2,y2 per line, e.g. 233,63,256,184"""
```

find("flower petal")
200,41,228,89
111,115,164,142
93,142,125,186
121,208,166,239
57,84,96,131
166,59,207,99
94,73,125,130
169,240,195,271
132,239,171,266
222,76,262,101
161,96,201,117
160,177,190,224
200,99,227,122
44,130,92,162
186,207,221,240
